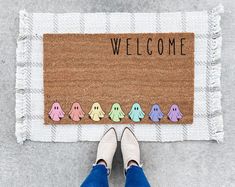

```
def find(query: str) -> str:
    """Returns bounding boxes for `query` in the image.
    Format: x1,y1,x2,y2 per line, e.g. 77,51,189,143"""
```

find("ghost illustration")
128,103,145,122
69,102,85,122
167,104,183,122
109,103,125,122
88,102,105,121
48,102,65,122
149,104,164,122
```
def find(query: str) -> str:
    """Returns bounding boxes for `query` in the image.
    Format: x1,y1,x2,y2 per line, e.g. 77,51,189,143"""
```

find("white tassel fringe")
209,4,224,143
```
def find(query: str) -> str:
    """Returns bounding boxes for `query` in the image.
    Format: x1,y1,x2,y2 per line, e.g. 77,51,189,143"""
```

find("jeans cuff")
92,163,110,175
125,164,143,175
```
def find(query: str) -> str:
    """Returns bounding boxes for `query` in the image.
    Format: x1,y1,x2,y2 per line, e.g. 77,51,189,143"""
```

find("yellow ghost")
88,102,105,121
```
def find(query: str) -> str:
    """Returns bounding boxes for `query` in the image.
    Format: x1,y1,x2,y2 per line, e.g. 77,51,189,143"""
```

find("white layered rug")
15,5,223,143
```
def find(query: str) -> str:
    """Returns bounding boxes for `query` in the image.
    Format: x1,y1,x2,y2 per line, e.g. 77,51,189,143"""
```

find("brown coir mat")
43,33,194,125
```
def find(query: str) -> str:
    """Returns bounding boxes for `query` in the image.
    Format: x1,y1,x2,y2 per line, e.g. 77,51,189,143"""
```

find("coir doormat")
43,33,194,124
15,5,223,143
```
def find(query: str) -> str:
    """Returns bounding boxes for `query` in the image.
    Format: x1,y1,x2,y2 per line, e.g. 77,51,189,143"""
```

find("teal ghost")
128,103,145,122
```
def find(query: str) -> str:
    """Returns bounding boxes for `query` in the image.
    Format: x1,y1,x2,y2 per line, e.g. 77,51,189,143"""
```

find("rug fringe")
209,4,224,143
15,10,30,144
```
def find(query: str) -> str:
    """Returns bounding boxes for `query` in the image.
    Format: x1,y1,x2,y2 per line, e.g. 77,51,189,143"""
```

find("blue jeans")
81,164,150,187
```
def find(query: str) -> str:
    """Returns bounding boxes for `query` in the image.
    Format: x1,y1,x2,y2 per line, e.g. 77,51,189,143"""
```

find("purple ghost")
149,104,164,122
167,104,183,122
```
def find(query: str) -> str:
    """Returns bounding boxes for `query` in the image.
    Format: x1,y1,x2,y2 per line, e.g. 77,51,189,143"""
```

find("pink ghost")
69,102,85,121
48,102,65,122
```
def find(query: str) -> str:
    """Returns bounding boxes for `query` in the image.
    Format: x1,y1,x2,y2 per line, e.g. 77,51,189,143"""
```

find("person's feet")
121,127,140,170
96,127,140,171
95,128,117,170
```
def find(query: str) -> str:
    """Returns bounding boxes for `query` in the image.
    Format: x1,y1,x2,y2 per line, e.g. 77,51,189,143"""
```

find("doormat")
15,5,224,143
43,33,194,124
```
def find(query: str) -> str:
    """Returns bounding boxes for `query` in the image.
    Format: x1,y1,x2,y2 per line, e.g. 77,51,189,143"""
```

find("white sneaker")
121,127,140,170
95,128,117,170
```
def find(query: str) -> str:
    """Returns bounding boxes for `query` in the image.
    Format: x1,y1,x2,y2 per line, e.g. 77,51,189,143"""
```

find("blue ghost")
129,103,145,122
149,104,164,122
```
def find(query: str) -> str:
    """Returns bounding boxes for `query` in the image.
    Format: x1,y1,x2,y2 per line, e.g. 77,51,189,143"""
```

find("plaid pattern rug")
15,5,224,143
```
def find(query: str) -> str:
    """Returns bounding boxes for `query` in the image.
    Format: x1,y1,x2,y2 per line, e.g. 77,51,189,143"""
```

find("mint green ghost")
129,103,145,122
109,103,125,122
